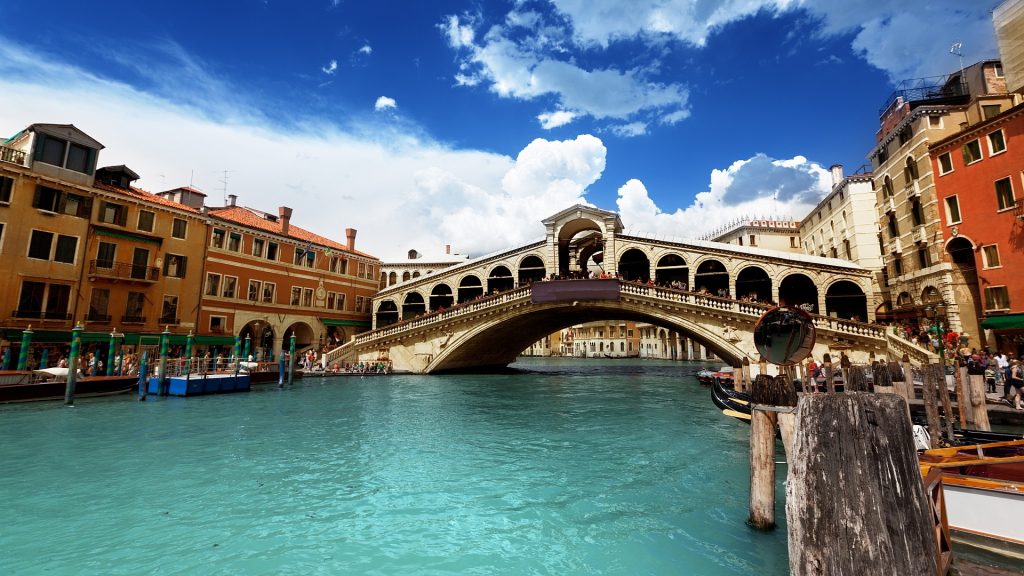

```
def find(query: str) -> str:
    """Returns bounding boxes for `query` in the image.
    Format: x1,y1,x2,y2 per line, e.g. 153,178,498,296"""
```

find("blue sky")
0,1,1002,259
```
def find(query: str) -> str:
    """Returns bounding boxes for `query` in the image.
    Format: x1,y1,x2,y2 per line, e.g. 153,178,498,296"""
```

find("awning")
319,318,371,328
194,335,236,345
981,313,1024,330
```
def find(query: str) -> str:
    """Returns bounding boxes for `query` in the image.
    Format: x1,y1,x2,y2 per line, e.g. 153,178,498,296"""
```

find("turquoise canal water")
0,358,788,575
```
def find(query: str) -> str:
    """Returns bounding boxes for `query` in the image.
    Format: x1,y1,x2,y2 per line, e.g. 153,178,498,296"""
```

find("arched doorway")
429,284,454,311
946,236,984,346
655,254,688,286
376,300,399,327
282,322,315,352
403,292,426,319
388,271,397,286
694,259,729,296
779,273,818,313
735,266,771,303
458,275,484,303
618,248,650,282
487,265,514,294
825,280,868,321
517,255,546,284
557,218,602,277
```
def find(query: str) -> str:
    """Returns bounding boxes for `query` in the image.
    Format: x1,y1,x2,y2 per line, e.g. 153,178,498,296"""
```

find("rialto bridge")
324,205,897,373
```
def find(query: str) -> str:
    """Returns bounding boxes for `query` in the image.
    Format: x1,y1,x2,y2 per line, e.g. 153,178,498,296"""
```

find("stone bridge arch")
422,300,749,373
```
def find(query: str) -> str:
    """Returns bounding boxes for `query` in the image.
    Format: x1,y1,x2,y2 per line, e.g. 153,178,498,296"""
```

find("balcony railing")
121,315,146,324
0,146,26,167
89,259,160,282
11,309,72,320
879,74,969,116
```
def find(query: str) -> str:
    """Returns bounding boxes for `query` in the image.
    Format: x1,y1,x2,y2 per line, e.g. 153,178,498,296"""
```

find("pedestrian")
1008,359,1024,410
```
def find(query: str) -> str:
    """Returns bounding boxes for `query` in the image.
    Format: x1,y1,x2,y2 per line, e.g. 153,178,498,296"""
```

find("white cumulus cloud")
321,59,337,75
374,96,397,111
537,110,577,129
358,44,372,55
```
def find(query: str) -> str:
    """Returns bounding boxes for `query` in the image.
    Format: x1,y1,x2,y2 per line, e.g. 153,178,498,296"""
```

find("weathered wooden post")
748,374,793,530
922,364,942,449
787,394,938,575
966,370,991,432
953,357,967,428
823,353,835,393
733,366,744,393
872,360,894,396
900,353,915,401
846,365,869,393
741,356,751,392
840,352,851,390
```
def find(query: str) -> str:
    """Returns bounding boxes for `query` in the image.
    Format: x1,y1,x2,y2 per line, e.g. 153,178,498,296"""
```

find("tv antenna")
950,42,965,83
218,170,231,205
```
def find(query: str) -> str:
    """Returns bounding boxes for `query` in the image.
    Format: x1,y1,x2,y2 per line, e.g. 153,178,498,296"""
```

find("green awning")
981,313,1024,330
319,318,371,328
93,226,163,245
195,335,236,345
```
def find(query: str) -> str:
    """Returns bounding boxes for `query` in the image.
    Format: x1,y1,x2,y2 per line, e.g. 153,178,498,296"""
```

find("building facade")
931,101,1024,356
705,218,803,253
379,246,469,290
868,60,1018,346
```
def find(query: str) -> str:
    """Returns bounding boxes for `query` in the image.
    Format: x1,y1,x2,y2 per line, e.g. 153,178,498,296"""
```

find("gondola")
711,377,751,423
697,366,734,387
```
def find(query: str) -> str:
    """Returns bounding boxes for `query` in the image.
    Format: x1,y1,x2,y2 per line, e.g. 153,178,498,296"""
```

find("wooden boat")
697,366,734,386
0,370,135,403
919,439,1024,559
711,378,751,422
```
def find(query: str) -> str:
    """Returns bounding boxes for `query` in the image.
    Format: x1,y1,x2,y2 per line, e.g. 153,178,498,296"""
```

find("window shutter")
32,185,42,209
85,148,97,175
80,197,93,218
33,133,46,161
181,256,188,277
163,258,170,276
117,206,128,226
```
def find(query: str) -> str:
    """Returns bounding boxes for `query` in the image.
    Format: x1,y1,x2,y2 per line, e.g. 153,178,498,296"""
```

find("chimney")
829,164,844,187
227,194,237,207
279,206,293,236
445,244,451,255
345,228,357,251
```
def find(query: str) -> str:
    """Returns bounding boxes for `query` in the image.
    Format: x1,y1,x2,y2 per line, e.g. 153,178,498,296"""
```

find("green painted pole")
243,335,251,361
232,334,241,372
1,348,9,370
158,326,170,395
184,331,194,378
16,325,33,371
106,328,118,376
39,348,49,369
287,333,296,386
64,323,83,406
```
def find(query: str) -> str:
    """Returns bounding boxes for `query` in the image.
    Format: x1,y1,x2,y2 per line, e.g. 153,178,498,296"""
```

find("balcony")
914,226,929,244
11,309,72,321
888,238,903,254
89,260,160,282
879,73,969,116
0,145,26,167
904,180,921,197
121,315,146,324
883,196,896,213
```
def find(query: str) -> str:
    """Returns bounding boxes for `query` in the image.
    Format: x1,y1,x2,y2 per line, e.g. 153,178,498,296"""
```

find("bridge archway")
403,292,426,319
779,273,818,313
825,280,867,321
429,284,454,311
458,275,484,303
618,248,650,282
557,217,603,277
655,254,688,286
517,255,546,285
694,259,729,295
487,265,514,294
735,266,771,303
376,300,399,326
388,271,397,286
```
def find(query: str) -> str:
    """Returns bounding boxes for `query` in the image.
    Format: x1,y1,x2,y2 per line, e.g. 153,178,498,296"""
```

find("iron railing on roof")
879,74,969,116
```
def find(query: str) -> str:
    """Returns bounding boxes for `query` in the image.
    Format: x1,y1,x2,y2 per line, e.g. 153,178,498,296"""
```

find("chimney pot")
829,164,844,187
227,194,237,207
445,244,451,255
279,206,293,235
345,228,357,251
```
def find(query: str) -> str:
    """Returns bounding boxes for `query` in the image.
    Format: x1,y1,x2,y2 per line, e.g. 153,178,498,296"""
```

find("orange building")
931,101,1024,355
199,195,379,361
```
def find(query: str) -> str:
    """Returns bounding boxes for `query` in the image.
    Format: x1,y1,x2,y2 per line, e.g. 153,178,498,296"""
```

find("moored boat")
697,366,734,386
711,378,751,423
919,439,1024,560
0,370,136,403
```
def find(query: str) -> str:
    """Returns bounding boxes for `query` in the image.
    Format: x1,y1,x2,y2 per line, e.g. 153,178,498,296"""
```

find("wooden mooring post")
787,394,939,575
966,373,991,431
748,373,797,531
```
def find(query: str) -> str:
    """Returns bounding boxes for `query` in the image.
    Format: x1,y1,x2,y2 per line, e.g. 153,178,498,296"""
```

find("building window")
136,210,155,232
876,145,888,165
0,175,13,203
981,245,1001,269
938,152,953,175
989,129,1007,155
253,238,265,258
331,255,347,274
247,280,261,302
887,213,899,238
904,156,918,181
99,201,128,226
962,139,982,165
737,237,743,246
748,234,756,246
302,288,313,307
910,199,924,226
205,272,222,296
916,247,930,269
210,316,226,333
356,295,366,313
32,185,61,212
984,105,1002,120
266,241,278,261
882,175,894,197
212,229,225,249
985,286,1010,311
171,218,187,239
125,291,146,322
160,295,179,324
944,196,961,224
327,292,346,311
898,126,912,146
88,288,110,321
96,241,116,268
227,232,242,252
929,116,942,128
222,276,237,299
294,247,315,267
16,281,45,317
995,62,1005,77
996,177,1016,211
27,230,77,263
844,239,851,259
892,257,903,276
163,254,187,278
290,286,302,306
262,282,276,304
32,185,91,217
790,236,798,248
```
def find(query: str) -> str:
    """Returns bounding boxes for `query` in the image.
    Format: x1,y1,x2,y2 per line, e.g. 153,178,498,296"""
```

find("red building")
931,101,1024,355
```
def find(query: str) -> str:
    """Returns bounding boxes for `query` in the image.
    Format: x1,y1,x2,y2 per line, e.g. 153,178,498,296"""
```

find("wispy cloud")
358,44,372,55
537,110,577,129
321,59,338,75
374,96,397,111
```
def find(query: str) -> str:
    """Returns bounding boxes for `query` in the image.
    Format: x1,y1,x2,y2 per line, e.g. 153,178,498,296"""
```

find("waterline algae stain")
0,358,787,575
